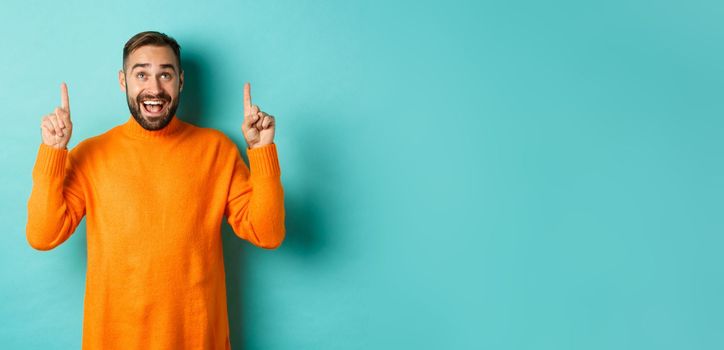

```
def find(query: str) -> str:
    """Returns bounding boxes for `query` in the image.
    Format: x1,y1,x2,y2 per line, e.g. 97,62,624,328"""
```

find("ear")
119,70,127,92
179,69,185,92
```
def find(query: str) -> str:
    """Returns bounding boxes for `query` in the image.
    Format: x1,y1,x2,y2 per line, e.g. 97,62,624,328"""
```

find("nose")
146,76,163,94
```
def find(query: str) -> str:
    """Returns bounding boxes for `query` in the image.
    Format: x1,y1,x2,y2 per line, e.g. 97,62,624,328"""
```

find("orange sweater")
26,115,285,349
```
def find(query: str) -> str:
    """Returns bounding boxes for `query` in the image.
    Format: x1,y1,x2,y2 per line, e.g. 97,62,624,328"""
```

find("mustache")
136,93,171,103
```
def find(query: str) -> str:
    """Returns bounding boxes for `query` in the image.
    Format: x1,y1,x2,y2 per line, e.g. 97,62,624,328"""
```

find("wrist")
43,142,67,150
249,142,273,150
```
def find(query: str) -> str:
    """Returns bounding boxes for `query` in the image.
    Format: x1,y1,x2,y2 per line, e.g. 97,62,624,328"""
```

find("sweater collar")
121,115,185,140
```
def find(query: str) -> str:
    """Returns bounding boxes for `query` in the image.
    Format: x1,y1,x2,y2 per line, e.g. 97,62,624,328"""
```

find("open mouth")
141,99,167,116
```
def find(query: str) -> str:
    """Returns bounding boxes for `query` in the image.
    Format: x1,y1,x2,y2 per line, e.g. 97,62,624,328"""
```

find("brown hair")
123,31,182,71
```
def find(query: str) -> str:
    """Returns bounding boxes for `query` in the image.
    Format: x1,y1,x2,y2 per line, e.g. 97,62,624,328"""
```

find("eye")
161,73,171,79
136,72,146,79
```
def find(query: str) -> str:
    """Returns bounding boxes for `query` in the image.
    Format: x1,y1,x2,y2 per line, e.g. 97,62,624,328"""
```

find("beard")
125,90,180,131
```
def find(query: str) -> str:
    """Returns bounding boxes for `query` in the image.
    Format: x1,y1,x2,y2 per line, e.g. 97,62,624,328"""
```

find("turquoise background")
1,0,723,349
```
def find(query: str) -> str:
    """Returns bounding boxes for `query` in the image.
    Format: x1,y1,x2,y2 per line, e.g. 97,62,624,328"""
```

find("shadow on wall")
222,117,342,349
180,49,340,348
222,114,341,348
177,52,208,127
280,117,338,260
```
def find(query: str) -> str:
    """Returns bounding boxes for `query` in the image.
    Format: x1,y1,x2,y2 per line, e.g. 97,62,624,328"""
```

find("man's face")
119,45,184,130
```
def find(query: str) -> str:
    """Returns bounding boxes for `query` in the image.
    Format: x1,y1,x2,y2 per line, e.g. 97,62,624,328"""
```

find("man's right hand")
41,82,73,149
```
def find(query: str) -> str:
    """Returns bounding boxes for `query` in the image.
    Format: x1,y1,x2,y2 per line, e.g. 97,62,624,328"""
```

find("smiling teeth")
143,100,163,105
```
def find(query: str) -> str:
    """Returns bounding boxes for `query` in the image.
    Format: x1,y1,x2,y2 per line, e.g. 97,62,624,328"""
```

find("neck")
122,115,185,140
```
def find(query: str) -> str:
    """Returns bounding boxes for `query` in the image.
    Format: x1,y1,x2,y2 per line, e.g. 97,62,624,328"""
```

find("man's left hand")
242,82,275,149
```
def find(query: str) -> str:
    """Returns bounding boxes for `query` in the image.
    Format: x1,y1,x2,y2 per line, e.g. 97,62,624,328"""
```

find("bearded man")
26,31,285,349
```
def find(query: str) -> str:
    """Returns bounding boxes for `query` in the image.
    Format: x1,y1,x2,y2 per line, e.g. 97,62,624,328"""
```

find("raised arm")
225,82,285,249
26,82,86,250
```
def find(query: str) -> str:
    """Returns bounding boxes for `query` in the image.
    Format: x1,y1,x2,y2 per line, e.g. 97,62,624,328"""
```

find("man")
26,31,285,349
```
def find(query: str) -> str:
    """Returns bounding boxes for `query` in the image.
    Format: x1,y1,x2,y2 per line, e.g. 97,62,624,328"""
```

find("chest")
85,145,228,214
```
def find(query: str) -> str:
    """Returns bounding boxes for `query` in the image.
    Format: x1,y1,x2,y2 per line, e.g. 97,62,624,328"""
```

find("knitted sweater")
26,115,285,349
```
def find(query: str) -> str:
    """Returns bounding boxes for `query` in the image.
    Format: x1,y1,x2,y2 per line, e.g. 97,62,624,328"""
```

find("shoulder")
183,122,241,149
68,125,118,157
64,124,122,171
182,124,246,168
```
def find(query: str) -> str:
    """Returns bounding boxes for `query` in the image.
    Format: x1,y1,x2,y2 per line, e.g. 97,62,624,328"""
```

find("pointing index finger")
60,82,70,111
244,82,252,113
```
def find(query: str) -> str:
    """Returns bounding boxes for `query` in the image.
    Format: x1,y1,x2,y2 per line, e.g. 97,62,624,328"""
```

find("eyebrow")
130,63,177,72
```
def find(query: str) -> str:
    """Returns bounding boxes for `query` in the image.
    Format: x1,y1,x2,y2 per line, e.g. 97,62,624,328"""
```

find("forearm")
248,177,285,249
227,144,285,249
26,144,84,250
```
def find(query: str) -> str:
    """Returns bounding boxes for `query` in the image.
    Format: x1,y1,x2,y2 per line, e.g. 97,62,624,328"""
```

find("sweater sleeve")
26,143,87,251
224,143,286,249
